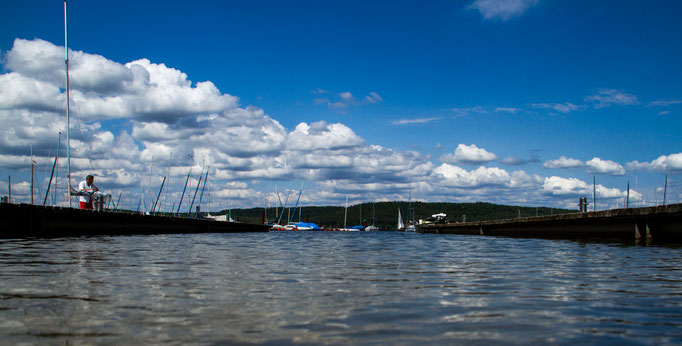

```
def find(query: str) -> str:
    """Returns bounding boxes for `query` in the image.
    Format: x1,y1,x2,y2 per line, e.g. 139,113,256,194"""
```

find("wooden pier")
0,203,270,238
417,203,682,243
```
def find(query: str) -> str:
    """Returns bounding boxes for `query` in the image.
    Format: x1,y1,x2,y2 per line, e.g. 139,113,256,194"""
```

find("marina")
1,1,681,344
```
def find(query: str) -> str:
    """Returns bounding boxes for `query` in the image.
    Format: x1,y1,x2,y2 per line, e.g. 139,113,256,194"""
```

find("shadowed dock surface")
0,203,269,238
417,203,682,243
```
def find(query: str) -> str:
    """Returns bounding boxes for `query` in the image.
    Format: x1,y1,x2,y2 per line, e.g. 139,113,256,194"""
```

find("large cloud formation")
0,38,647,210
0,38,433,209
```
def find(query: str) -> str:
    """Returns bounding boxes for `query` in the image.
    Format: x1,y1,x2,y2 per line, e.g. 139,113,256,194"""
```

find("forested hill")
219,202,576,230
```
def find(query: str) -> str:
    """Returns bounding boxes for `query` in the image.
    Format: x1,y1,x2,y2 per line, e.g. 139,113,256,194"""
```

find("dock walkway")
0,203,270,238
417,203,682,243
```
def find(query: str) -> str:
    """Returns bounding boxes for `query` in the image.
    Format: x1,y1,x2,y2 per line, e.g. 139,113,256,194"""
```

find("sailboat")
349,202,365,231
365,203,379,231
337,196,359,231
397,208,405,231
405,193,416,232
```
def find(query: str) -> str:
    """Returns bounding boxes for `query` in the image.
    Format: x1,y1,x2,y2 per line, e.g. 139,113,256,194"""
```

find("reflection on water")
1,232,681,344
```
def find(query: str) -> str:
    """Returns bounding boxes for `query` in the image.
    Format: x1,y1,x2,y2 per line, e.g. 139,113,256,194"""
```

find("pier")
0,203,270,238
417,203,682,243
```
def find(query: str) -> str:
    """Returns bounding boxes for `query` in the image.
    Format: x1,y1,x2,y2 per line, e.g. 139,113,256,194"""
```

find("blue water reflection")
0,232,681,344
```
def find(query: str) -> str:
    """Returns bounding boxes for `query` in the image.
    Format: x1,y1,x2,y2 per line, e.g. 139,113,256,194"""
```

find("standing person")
78,175,99,209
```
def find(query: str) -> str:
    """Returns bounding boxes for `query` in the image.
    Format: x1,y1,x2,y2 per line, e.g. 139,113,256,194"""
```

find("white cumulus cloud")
440,144,498,164
627,153,682,173
542,176,626,200
586,157,625,176
287,121,364,152
433,164,511,188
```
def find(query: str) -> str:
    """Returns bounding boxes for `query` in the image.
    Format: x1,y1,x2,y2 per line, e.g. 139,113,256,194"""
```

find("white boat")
365,204,379,231
293,222,321,231
397,208,405,231
421,213,447,225
206,214,235,222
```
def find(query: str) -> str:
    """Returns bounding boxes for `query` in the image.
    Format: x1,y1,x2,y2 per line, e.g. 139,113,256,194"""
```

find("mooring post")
635,221,653,244
480,226,485,235
646,223,653,243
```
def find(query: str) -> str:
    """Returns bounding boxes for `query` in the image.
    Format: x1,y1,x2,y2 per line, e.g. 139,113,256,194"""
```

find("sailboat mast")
30,145,34,205
44,133,60,206
64,0,72,207
344,195,348,228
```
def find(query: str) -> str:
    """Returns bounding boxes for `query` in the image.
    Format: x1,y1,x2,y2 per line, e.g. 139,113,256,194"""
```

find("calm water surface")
1,232,681,345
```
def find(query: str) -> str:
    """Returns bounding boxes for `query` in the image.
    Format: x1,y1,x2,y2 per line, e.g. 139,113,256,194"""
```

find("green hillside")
216,202,576,230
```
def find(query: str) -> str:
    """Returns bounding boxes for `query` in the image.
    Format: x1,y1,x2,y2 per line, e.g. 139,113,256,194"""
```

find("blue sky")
1,0,681,212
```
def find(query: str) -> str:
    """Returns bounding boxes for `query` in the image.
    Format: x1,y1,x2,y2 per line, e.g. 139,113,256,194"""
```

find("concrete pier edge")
417,203,682,243
0,203,269,238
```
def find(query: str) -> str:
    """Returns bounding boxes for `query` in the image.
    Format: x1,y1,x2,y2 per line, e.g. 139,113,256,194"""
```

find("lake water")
1,231,681,345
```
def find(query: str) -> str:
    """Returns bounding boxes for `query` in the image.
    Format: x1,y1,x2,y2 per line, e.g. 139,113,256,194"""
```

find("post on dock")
96,196,105,212
646,224,653,243
579,197,589,213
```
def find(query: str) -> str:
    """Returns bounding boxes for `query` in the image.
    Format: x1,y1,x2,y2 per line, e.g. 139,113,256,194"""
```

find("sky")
1,0,681,213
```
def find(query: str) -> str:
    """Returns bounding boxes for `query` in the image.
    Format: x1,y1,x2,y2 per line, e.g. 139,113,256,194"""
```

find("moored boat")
397,208,405,231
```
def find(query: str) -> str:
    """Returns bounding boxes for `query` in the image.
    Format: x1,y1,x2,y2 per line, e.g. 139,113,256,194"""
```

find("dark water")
1,232,681,345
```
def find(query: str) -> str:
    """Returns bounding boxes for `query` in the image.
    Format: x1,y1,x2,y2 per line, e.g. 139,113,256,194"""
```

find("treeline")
217,201,576,230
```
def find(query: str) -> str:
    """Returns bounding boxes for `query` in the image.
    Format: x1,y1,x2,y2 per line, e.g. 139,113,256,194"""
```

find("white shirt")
78,180,97,203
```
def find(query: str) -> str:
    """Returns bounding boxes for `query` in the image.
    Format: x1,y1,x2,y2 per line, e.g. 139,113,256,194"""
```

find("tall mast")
30,145,34,205
64,0,72,207
344,195,348,228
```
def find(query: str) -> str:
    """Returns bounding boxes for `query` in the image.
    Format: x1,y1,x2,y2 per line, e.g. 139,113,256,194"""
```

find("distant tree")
221,202,575,229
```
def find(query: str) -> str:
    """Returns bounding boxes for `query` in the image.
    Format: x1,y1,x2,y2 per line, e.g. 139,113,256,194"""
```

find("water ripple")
0,232,681,344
